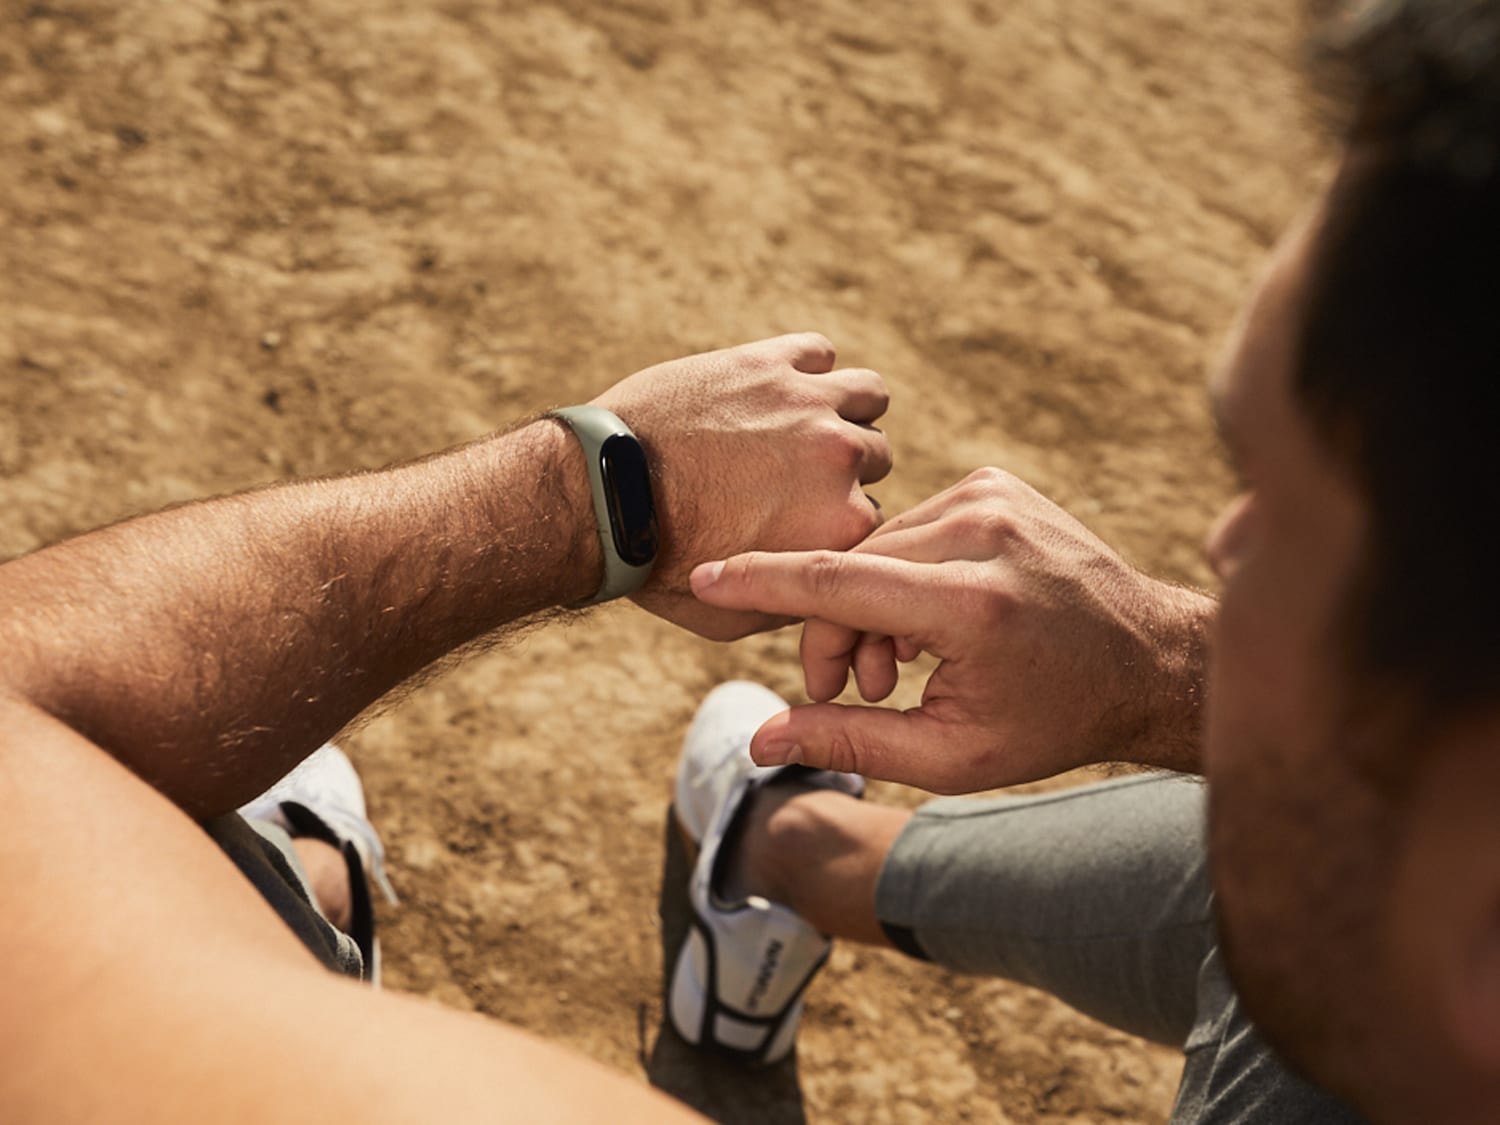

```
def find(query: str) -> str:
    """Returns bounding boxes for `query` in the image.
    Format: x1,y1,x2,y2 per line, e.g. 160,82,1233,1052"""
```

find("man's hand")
690,468,1214,792
592,333,891,640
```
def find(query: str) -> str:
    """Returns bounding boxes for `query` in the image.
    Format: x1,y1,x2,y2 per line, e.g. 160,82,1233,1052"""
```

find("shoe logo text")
746,939,784,1012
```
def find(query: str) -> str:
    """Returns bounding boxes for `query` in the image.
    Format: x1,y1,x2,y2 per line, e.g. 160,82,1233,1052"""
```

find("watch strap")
549,405,656,605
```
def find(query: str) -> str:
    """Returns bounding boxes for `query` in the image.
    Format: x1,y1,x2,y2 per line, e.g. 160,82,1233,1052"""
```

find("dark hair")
1297,0,1500,712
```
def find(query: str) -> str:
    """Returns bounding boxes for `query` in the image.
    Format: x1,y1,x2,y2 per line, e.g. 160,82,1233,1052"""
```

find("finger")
835,485,884,549
852,632,898,702
774,331,837,374
849,525,940,562
849,522,992,565
823,367,889,425
846,425,892,485
749,703,961,792
857,495,951,548
894,637,922,662
800,618,860,701
858,471,994,546
691,550,943,639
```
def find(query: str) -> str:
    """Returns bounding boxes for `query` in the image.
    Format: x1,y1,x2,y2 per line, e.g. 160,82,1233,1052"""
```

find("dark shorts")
203,811,364,979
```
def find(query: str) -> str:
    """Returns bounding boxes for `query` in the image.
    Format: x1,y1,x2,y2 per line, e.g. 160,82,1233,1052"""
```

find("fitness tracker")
548,406,659,605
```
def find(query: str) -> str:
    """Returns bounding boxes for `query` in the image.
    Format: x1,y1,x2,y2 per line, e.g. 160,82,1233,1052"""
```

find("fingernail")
690,561,725,592
758,741,802,767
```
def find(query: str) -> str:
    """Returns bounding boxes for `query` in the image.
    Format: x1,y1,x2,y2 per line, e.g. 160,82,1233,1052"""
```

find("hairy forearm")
1,701,705,1125
0,419,598,816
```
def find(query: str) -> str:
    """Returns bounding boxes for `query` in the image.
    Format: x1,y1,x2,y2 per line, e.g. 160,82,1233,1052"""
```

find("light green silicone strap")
549,406,656,605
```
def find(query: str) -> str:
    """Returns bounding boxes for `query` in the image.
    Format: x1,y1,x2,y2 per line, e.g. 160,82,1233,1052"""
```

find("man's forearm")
0,418,599,817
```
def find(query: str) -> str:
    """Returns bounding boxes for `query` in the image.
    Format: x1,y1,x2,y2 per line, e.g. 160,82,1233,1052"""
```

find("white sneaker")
239,743,397,982
669,682,863,1064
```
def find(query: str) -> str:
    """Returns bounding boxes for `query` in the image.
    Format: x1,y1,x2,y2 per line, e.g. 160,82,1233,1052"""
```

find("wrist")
1133,580,1215,772
535,418,605,606
547,406,660,605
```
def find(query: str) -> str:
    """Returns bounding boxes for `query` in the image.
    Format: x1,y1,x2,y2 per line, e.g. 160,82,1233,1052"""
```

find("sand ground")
1,0,1327,1119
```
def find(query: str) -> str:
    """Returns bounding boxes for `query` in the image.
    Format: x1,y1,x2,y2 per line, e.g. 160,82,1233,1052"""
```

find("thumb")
749,703,959,792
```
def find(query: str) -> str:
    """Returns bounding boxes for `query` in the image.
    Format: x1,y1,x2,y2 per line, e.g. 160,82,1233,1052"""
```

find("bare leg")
291,836,354,932
723,783,911,948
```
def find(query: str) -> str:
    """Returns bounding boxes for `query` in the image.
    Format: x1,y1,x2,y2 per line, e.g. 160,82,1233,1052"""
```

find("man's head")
1203,1,1500,1118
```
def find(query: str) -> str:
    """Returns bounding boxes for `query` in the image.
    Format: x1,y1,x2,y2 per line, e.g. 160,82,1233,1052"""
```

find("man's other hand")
688,468,1213,792
594,333,891,640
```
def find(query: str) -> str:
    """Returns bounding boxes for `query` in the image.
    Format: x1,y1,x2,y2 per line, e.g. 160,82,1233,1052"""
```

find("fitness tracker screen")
598,434,659,566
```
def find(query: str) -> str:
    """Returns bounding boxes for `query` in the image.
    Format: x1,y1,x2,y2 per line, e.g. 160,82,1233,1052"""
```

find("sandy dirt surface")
1,0,1328,1119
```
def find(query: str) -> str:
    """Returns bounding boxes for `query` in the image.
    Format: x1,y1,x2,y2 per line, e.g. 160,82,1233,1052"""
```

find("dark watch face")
598,433,659,566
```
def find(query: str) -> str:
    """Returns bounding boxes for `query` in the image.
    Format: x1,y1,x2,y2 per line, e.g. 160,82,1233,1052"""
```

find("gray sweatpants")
874,774,1367,1124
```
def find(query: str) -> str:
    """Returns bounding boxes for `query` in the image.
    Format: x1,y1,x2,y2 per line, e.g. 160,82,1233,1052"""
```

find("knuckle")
851,366,890,396
949,507,1018,551
956,568,1016,630
803,550,848,599
727,551,764,591
822,726,863,775
745,347,777,371
977,510,1019,550
825,500,878,549
950,508,988,540
814,421,863,472
800,330,835,355
812,415,850,443
962,466,1015,501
